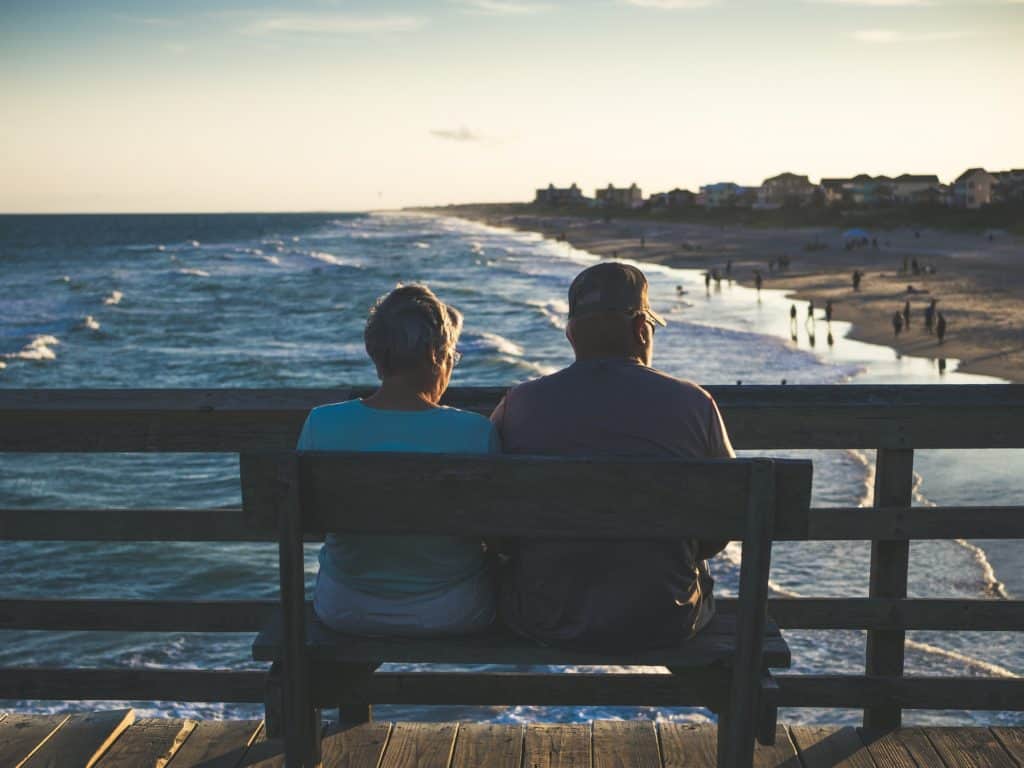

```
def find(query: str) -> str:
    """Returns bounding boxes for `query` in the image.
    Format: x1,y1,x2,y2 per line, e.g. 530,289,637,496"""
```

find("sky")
1,0,1022,213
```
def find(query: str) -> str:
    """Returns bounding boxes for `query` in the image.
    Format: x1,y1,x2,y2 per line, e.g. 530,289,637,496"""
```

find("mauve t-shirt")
490,357,734,651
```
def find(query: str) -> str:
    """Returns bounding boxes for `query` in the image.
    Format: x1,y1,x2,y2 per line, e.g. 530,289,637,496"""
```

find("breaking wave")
103,290,124,305
4,334,60,361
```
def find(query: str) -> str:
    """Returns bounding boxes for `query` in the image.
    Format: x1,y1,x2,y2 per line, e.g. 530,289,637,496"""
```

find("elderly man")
492,262,733,650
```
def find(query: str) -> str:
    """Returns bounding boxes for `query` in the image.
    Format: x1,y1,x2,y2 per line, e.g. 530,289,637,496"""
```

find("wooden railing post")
864,447,915,730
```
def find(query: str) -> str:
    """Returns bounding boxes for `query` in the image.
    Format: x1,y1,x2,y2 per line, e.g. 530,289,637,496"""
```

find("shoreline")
432,206,1024,383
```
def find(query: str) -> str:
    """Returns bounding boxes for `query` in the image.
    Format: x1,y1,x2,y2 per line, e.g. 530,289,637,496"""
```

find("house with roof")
994,170,1024,203
819,178,852,206
891,174,942,205
952,168,999,208
648,188,697,209
700,182,753,208
534,183,587,206
759,172,817,207
595,183,643,209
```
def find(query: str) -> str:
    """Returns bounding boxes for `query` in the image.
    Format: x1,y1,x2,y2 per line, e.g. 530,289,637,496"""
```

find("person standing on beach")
825,300,833,324
754,270,763,293
925,299,937,334
852,270,862,291
903,301,911,330
789,304,798,340
893,311,903,336
491,262,733,651
937,312,947,344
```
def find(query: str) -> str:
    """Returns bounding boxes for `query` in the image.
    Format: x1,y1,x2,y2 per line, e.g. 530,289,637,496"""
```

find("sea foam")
103,290,124,306
4,334,60,361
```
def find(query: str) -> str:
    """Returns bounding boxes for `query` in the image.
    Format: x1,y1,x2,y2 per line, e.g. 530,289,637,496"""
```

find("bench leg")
756,672,779,746
716,707,734,768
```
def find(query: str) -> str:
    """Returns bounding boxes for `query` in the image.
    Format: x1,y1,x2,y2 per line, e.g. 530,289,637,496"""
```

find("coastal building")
994,169,1024,203
891,174,941,205
952,168,999,208
820,178,851,206
758,172,816,207
648,188,697,209
595,183,643,208
700,182,742,208
534,183,586,206
845,174,894,206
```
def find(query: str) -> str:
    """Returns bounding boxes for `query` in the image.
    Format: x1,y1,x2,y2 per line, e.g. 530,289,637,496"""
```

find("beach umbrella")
842,228,870,241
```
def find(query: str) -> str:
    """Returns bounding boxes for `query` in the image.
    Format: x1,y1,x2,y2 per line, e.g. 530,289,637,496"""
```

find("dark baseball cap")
568,262,666,326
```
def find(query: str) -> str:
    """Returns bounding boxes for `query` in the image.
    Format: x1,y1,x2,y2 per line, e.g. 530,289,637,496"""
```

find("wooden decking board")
885,728,946,768
20,709,135,768
378,722,458,768
92,718,195,768
523,723,593,768
790,725,877,768
164,719,263,768
0,713,69,767
450,723,523,768
657,723,800,767
991,727,1024,767
592,720,661,768
857,730,918,768
924,727,1018,768
321,721,392,768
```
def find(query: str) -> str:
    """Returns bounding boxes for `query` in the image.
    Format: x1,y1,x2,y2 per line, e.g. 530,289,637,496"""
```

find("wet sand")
440,206,1024,383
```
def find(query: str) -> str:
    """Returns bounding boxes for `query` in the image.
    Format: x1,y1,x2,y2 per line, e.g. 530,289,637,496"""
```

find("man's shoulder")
634,366,715,403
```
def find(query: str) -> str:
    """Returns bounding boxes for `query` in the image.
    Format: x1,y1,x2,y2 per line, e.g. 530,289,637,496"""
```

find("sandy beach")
438,206,1024,383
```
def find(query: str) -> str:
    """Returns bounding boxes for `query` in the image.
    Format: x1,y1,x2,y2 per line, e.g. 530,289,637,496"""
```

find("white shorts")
313,570,496,637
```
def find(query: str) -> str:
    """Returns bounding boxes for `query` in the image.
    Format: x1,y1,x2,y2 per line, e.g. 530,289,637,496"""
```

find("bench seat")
253,604,791,668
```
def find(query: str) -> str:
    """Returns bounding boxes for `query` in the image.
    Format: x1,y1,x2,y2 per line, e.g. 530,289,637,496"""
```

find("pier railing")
2,385,1024,728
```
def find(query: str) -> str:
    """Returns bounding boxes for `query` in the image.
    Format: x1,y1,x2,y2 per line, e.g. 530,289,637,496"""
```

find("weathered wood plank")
991,727,1024,765
592,721,660,768
5,384,1024,450
856,729,917,768
378,722,458,768
450,723,523,768
924,728,1018,768
886,728,947,768
236,723,285,768
321,721,392,768
0,508,277,543
658,724,800,768
523,723,592,768
164,719,262,768
0,668,266,703
765,598,1024,631
789,726,876,768
255,609,790,667
92,718,195,768
0,599,277,632
21,709,135,768
864,448,915,731
0,714,69,767
241,453,780,540
774,676,1024,711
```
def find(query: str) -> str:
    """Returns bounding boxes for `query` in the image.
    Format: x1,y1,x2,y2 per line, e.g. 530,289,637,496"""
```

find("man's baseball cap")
568,262,666,326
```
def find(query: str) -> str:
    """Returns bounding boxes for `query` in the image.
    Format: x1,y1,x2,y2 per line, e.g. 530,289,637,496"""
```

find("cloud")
454,0,552,13
622,0,715,7
244,14,425,35
852,28,966,42
429,127,484,143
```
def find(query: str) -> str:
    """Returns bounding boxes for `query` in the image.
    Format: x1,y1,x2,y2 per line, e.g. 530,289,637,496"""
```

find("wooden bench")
242,451,813,768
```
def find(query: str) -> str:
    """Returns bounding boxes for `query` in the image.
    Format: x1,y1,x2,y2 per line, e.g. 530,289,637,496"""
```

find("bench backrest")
240,452,813,540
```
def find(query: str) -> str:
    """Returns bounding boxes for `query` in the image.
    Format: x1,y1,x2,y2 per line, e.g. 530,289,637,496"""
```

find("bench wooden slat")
242,452,769,539
252,608,790,668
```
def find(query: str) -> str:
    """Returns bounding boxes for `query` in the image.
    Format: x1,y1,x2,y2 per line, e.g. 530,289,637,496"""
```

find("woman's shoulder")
306,399,366,423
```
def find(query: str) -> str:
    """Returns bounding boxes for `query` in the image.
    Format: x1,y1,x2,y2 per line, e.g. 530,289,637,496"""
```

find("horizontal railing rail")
3,386,1023,727
3,385,1024,450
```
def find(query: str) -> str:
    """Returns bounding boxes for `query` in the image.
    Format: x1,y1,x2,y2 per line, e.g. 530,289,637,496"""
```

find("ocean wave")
103,290,124,306
306,250,360,268
76,315,101,332
177,268,211,278
526,299,569,331
905,638,1019,678
463,331,525,358
4,334,60,361
414,242,431,249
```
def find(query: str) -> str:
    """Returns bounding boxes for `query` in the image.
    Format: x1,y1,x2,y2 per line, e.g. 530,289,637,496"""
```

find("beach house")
648,188,697,209
700,182,754,208
891,174,942,205
952,168,999,208
595,183,643,208
758,172,817,207
994,169,1024,203
819,178,851,206
534,183,586,206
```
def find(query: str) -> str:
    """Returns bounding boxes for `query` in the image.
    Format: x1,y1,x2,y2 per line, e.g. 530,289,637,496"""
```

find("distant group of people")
302,263,732,650
893,297,946,343
790,299,835,348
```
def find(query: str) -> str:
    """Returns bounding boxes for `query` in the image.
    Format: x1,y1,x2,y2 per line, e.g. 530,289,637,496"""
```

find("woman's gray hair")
364,284,463,376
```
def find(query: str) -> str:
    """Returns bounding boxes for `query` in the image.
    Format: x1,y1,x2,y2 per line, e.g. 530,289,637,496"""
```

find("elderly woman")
297,284,497,636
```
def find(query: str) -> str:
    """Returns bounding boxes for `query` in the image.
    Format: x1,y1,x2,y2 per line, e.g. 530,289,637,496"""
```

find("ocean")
1,211,1021,726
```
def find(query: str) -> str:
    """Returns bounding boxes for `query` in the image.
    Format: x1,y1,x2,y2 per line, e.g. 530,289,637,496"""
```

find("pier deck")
2,712,1022,767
